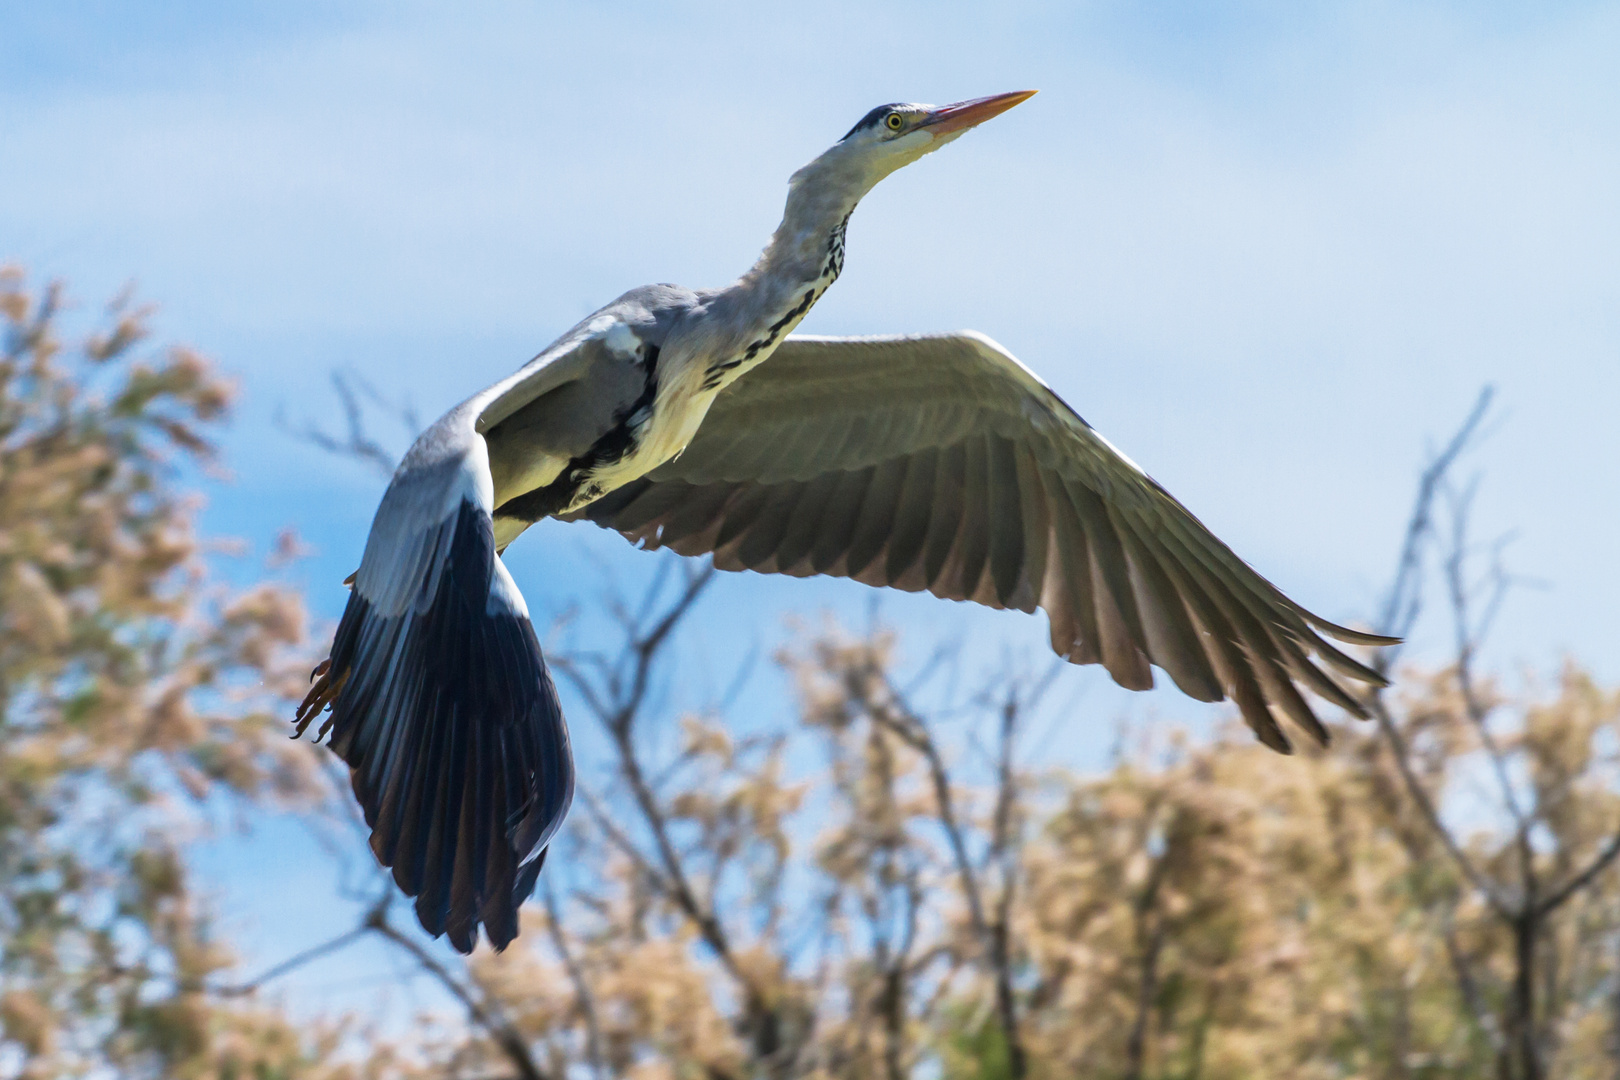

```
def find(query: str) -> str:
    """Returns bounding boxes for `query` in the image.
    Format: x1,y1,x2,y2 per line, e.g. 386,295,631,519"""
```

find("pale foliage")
0,269,391,1079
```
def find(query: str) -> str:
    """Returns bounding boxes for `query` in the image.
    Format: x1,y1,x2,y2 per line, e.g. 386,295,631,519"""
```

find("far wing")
568,332,1395,752
297,423,572,951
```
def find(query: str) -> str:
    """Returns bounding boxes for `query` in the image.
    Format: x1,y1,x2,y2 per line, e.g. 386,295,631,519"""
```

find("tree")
0,267,399,1079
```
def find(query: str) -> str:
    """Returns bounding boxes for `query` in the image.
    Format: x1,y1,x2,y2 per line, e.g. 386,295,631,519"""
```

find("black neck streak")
702,211,849,393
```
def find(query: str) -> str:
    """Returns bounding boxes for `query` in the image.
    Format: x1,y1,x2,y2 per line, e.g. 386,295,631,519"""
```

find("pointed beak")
918,90,1037,136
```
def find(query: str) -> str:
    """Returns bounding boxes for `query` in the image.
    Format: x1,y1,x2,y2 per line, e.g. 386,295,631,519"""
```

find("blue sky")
4,0,1618,1024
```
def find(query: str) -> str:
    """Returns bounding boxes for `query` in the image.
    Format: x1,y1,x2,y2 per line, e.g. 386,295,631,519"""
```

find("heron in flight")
295,91,1395,953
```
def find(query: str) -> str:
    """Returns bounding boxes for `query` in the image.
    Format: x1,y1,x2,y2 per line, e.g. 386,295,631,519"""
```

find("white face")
835,103,965,183
802,93,1032,202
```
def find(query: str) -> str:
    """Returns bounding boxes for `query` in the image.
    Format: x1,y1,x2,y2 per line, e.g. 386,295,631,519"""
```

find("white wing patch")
603,321,643,359
486,554,530,618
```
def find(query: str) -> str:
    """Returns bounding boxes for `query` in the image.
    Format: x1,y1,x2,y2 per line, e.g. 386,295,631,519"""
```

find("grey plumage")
296,91,1395,953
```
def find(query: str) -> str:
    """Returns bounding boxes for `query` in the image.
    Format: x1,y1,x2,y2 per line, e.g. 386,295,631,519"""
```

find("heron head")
827,90,1037,187
777,90,1037,255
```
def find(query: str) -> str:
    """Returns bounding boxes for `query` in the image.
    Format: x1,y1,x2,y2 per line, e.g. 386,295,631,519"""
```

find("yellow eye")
885,112,905,131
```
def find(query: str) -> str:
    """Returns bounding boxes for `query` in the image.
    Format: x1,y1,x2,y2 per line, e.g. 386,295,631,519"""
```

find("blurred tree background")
5,267,1619,1080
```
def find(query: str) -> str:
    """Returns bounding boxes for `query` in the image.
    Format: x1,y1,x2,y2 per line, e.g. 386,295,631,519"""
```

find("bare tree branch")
541,879,607,1080
868,667,1028,1079
1442,478,1532,836
1540,831,1620,918
364,904,549,1080
1374,384,1495,659
1368,388,1512,918
277,369,418,478
1367,653,1511,918
552,562,807,1070
1441,909,1503,1053
214,921,371,998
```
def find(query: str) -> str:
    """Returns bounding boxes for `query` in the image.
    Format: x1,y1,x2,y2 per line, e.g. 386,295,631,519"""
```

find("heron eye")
885,112,904,132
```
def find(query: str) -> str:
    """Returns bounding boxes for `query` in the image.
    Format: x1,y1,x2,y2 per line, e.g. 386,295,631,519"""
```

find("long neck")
748,158,867,291
709,151,871,344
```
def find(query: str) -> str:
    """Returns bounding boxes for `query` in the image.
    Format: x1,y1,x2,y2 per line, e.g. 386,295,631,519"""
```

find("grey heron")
294,91,1396,953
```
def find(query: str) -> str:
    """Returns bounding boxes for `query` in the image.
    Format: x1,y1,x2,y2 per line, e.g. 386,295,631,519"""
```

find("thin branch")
1367,691,1513,918
276,369,410,478
1374,385,1495,656
1367,387,1512,917
1441,909,1503,1053
1539,831,1620,917
576,785,673,895
364,906,548,1080
1124,884,1170,1080
1438,480,1541,920
871,690,987,940
541,880,607,1080
1442,479,1529,830
556,564,776,1052
870,668,1027,1079
609,708,739,973
214,922,370,997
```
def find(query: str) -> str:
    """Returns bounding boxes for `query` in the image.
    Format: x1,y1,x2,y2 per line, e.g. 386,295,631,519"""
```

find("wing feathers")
305,489,573,953
1011,447,1049,613
955,437,993,605
847,458,907,579
561,332,1393,753
1111,518,1223,702
986,436,1026,607
809,467,873,573
1145,521,1309,748
1065,477,1153,690
778,473,842,574
735,481,803,569
885,448,937,585
1039,468,1103,665
598,478,682,536
659,482,736,553
923,444,967,593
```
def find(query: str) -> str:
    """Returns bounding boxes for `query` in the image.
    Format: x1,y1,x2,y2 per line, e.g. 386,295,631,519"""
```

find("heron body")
296,92,1396,953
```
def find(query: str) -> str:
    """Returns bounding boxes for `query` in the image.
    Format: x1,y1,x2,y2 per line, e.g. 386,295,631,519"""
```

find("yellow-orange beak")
918,90,1038,136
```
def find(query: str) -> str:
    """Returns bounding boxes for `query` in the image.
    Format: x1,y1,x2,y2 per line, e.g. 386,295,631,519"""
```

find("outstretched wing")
570,332,1395,753
298,424,572,952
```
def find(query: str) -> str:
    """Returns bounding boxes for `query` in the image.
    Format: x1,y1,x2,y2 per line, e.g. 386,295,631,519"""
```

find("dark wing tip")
318,498,573,952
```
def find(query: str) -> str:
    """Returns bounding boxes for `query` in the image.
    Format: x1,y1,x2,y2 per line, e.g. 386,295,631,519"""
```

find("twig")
554,564,790,1061
215,922,370,997
1367,388,1511,917
576,786,673,895
1367,687,1511,918
364,905,548,1080
869,668,1027,1079
1374,385,1495,659
542,880,607,1080
1441,909,1502,1053
1442,480,1530,833
1539,831,1620,918
277,367,422,477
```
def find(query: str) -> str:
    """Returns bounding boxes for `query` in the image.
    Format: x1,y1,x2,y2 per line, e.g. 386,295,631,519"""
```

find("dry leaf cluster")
0,269,381,1079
